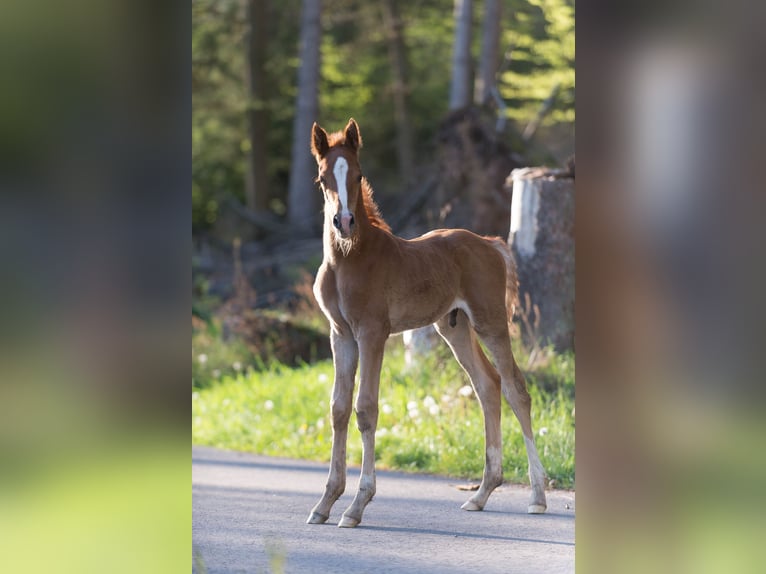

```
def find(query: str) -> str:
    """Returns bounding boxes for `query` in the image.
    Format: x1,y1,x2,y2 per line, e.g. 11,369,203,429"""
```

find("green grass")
192,339,574,488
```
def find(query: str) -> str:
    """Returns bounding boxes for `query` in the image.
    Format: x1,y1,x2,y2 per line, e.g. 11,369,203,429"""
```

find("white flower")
318,373,329,383
423,395,437,408
197,353,208,365
429,405,440,416
381,404,393,415
458,385,473,397
212,369,221,378
538,427,549,437
232,361,242,371
441,394,452,404
376,428,389,437
407,400,418,411
316,418,325,429
264,400,274,411
408,408,420,419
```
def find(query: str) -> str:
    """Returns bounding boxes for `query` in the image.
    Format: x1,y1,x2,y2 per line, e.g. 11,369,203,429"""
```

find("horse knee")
331,400,352,430
355,404,378,432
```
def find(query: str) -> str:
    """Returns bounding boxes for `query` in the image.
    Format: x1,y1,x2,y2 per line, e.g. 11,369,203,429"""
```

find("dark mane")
361,178,391,233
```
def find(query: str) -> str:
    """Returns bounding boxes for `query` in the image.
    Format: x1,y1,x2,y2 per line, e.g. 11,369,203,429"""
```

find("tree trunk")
244,0,269,213
507,166,575,352
381,0,414,185
449,0,473,110
287,0,322,230
474,0,501,106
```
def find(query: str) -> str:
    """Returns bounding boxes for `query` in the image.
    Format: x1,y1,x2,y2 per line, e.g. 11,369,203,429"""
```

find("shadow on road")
355,524,575,547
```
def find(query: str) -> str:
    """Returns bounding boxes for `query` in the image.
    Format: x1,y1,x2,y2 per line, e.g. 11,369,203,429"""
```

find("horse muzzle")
333,213,355,238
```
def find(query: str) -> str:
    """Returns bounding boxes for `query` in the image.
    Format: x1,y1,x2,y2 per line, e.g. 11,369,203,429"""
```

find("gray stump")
507,166,575,352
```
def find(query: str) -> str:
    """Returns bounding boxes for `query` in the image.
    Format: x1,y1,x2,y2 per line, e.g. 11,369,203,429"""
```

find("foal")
307,118,547,528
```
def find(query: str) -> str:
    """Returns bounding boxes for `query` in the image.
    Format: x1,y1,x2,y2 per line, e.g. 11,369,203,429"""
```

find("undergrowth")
192,338,575,488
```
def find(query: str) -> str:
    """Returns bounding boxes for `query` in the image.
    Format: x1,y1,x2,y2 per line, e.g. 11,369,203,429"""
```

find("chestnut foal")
307,119,547,528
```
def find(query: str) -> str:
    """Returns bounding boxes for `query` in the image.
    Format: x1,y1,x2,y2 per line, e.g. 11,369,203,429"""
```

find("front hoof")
306,511,329,524
527,503,547,514
338,515,360,528
461,499,484,511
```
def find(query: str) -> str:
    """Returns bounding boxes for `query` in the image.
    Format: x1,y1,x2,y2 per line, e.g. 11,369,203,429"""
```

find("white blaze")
333,156,350,216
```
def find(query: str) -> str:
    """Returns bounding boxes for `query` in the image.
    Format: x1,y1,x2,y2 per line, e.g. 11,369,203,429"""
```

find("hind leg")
435,311,504,511
479,330,547,513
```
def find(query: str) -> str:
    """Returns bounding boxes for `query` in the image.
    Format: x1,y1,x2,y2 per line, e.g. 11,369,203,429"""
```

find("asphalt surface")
193,445,575,573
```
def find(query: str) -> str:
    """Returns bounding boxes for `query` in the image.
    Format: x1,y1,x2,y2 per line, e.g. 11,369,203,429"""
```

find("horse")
307,118,547,528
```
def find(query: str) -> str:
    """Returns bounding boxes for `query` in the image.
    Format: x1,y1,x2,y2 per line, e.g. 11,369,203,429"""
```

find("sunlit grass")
192,339,574,488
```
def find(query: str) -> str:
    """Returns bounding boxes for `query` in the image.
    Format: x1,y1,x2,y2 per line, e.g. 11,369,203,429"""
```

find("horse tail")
489,238,519,324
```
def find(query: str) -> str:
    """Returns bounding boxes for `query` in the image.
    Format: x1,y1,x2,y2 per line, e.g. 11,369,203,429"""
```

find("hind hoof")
338,515,360,528
461,500,483,511
306,512,329,524
528,504,547,514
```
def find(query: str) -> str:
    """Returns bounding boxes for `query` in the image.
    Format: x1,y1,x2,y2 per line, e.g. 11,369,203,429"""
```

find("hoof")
527,504,547,514
461,500,483,511
306,511,329,524
338,515,360,528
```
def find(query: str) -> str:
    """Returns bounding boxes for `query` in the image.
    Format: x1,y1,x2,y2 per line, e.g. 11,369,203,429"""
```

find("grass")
192,338,574,489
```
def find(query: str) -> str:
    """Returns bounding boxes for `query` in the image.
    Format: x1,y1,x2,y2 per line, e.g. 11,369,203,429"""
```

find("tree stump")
507,164,574,352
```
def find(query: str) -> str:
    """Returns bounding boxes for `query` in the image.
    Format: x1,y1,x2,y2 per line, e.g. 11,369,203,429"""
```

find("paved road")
193,446,575,573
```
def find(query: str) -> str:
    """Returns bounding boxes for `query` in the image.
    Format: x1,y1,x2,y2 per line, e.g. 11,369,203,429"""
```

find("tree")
381,0,414,185
474,0,502,106
448,0,473,110
244,0,269,213
287,0,322,229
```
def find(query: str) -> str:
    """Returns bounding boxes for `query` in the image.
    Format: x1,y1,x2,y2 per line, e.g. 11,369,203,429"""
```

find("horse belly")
388,294,455,334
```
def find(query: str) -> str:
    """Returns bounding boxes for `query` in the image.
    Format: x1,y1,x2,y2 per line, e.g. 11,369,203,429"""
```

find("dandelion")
423,395,437,408
441,394,452,404
232,361,242,371
212,369,221,379
197,353,208,365
458,385,473,397
316,418,325,430
299,424,307,435
407,400,418,411
381,404,393,415
264,400,274,411
408,407,420,420
538,427,549,437
318,373,328,383
429,404,440,416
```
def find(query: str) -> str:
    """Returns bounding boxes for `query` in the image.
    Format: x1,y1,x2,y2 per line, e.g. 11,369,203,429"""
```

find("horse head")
311,118,364,240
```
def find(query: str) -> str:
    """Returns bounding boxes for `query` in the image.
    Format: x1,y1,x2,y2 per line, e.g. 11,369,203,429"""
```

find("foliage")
192,339,575,488
500,0,575,124
192,0,575,233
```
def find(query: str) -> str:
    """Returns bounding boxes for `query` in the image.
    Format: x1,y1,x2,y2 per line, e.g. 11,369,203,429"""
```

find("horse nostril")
333,214,341,230
349,214,355,227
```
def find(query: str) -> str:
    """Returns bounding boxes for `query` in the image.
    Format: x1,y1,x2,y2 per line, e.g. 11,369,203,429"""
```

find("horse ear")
311,122,329,160
344,118,362,152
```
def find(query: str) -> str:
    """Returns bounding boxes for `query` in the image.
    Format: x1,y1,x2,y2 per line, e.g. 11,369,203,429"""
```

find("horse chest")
315,262,386,331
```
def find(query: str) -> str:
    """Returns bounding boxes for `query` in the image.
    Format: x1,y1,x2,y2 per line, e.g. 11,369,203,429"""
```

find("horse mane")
361,178,391,233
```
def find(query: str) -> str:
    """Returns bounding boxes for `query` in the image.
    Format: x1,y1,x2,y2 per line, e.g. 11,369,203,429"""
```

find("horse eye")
357,174,363,183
